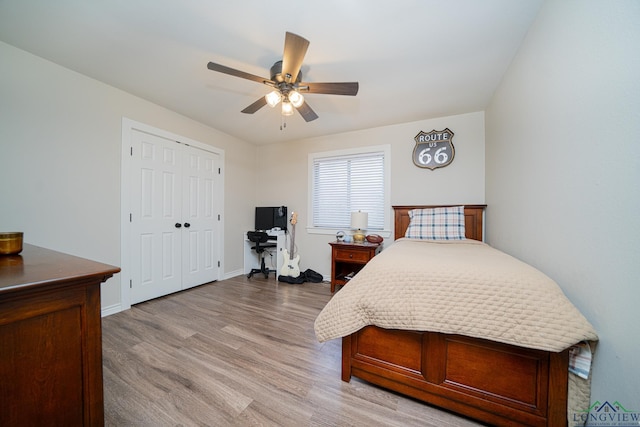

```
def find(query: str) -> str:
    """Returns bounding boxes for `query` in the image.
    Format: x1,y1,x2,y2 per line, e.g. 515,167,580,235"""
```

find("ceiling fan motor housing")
270,60,302,85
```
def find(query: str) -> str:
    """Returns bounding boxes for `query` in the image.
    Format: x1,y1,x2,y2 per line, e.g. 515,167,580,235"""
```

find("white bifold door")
130,130,220,304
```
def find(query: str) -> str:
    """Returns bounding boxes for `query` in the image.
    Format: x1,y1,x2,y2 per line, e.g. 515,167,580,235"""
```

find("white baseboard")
101,270,280,317
223,269,244,280
101,303,122,317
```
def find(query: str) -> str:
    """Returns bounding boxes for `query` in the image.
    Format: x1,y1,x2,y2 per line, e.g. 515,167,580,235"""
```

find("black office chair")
247,231,277,279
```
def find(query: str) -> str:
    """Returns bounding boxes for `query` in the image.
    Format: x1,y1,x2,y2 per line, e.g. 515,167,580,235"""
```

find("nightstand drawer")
334,248,370,262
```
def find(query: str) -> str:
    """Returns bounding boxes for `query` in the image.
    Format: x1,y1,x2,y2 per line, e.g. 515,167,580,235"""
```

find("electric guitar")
280,212,301,277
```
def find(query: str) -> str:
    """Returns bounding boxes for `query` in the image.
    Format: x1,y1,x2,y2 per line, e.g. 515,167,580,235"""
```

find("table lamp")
350,211,368,244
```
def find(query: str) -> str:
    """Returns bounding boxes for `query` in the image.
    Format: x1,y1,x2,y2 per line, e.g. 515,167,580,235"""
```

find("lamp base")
353,231,366,244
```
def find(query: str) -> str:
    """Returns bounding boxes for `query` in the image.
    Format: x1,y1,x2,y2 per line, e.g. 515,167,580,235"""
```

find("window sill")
306,227,391,239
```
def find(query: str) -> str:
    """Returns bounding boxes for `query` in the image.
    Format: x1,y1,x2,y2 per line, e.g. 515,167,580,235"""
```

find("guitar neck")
289,212,297,260
289,224,295,259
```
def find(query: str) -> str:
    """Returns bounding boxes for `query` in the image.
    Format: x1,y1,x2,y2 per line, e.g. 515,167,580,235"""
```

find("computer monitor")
255,206,287,231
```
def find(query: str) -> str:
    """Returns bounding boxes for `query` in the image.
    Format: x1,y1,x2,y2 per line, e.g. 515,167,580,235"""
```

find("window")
308,145,390,235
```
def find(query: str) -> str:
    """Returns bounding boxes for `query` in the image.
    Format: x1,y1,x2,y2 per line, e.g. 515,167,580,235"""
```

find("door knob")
184,223,191,228
175,223,182,228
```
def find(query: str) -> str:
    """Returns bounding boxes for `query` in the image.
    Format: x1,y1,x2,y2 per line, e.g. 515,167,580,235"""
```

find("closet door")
181,147,219,289
130,130,182,304
129,130,221,304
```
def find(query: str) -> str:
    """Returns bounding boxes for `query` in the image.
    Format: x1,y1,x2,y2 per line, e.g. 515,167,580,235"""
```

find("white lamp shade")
281,100,294,116
288,90,304,108
265,90,282,107
350,211,368,230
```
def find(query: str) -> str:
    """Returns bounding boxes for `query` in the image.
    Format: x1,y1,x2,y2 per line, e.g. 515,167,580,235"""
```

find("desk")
243,230,285,278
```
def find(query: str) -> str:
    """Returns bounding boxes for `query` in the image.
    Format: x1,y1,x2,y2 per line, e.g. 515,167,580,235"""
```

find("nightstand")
329,241,381,292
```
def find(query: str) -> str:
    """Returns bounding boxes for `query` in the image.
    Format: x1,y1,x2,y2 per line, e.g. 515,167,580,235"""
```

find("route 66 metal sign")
413,129,455,170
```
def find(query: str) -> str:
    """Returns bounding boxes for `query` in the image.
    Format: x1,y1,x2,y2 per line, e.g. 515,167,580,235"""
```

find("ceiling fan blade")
282,32,309,83
299,82,359,96
207,62,273,85
296,101,319,122
241,97,268,114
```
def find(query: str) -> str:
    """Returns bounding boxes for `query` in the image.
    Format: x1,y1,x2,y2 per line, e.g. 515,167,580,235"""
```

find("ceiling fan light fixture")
281,100,294,116
288,90,304,108
265,90,282,107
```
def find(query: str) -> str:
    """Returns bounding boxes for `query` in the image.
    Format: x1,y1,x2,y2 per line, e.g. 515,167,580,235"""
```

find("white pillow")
405,206,466,240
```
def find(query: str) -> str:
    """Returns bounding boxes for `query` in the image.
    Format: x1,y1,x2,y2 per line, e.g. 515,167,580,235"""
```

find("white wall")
486,0,640,408
255,111,485,277
0,42,256,311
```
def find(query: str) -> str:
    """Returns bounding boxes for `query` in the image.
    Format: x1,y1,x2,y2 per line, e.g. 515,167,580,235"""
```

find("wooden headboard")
393,205,486,241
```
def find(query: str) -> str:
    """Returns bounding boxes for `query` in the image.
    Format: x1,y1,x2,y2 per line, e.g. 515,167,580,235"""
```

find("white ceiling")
0,0,542,145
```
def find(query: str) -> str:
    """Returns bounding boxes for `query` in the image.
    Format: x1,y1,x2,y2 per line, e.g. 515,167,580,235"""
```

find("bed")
314,205,597,427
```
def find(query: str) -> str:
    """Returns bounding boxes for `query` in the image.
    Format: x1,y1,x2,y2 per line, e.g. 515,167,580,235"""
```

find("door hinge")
130,213,132,222
217,214,220,221
129,279,132,288
130,147,133,156
218,261,220,267
218,167,221,174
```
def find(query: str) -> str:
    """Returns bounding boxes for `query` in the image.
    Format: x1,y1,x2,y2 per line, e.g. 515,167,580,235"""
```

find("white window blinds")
312,150,385,230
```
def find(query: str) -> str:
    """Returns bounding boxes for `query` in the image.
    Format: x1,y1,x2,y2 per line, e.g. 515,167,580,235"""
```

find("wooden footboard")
343,326,569,427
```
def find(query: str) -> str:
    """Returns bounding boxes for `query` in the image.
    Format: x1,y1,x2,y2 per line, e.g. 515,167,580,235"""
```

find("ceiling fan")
206,32,359,122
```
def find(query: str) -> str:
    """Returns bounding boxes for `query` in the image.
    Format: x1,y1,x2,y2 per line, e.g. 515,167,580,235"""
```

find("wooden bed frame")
341,205,569,427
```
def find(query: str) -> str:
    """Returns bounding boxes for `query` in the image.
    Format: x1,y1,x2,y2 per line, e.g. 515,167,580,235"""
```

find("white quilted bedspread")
315,238,598,352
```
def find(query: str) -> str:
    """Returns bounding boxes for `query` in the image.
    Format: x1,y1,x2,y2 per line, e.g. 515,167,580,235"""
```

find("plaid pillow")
404,206,466,240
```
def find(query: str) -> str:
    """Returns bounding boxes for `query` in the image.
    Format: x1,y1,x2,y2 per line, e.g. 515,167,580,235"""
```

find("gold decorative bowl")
0,232,23,255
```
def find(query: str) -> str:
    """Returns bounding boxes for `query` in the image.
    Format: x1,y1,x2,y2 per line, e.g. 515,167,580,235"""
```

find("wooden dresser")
0,244,119,426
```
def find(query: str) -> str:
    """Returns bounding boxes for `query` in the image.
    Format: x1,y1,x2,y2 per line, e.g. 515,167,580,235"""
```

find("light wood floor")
102,275,484,426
